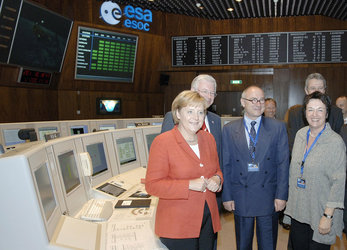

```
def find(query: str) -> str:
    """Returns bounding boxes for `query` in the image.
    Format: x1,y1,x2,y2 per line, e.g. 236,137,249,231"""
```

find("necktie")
249,121,256,153
201,121,209,132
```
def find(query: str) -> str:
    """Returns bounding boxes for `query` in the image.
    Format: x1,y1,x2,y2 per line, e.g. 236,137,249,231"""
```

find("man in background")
264,98,277,119
336,96,347,124
287,73,344,152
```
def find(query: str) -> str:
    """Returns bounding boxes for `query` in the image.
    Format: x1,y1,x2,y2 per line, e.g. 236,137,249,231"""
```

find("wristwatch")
323,213,333,219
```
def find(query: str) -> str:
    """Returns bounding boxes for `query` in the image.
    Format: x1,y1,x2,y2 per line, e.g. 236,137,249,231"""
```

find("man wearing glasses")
222,86,289,250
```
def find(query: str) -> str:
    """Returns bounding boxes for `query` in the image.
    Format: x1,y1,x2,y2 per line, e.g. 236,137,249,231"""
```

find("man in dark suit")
287,73,344,152
222,86,289,250
161,74,222,162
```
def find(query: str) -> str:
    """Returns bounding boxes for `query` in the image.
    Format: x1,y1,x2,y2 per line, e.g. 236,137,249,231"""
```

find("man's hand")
223,201,235,212
274,199,286,212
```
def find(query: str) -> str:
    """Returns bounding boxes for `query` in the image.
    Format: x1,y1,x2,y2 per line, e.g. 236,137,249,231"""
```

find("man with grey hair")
287,72,344,152
161,74,221,160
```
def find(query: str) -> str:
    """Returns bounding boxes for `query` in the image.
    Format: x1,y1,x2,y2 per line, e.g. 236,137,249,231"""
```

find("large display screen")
9,0,72,72
75,26,138,82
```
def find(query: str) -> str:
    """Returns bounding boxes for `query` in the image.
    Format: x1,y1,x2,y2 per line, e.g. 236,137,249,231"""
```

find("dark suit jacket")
287,105,344,152
161,111,222,165
222,117,289,217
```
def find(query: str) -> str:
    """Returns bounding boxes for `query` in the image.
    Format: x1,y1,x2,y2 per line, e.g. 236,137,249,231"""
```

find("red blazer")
145,126,223,238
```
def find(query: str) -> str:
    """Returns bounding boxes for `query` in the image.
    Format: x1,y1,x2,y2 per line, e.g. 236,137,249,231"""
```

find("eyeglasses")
197,89,217,97
242,98,265,104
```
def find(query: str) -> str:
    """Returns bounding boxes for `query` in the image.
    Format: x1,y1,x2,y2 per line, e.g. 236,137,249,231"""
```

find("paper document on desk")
110,206,155,220
105,220,159,249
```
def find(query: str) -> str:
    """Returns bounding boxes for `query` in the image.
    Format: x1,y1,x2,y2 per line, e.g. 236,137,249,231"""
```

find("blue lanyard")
300,124,326,176
243,118,262,160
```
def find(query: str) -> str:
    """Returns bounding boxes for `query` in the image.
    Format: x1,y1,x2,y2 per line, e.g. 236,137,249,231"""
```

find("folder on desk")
114,199,151,208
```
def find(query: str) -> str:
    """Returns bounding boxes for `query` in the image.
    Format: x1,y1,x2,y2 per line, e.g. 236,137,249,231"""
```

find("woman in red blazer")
145,90,223,250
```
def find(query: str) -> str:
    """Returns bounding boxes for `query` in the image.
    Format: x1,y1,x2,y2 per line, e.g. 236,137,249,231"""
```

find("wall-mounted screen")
8,0,72,72
96,98,121,115
116,137,136,165
57,150,80,194
75,26,138,82
86,142,108,176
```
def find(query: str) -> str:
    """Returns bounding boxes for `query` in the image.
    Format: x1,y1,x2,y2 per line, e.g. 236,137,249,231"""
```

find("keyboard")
80,199,113,222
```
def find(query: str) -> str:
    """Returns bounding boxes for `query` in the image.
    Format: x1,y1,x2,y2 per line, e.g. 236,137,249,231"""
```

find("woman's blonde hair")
171,90,207,124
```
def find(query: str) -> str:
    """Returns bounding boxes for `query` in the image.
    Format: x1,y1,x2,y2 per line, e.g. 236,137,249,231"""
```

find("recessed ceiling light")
196,2,201,7
235,0,242,2
148,0,154,2
227,7,234,12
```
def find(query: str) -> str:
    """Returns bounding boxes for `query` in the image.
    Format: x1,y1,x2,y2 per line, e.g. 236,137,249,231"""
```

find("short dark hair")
303,91,331,121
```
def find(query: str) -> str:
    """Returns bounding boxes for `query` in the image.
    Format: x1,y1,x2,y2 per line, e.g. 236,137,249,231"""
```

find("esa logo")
100,1,152,31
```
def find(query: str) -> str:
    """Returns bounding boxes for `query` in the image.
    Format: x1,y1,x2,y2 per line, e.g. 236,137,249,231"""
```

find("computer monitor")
99,124,116,130
126,123,136,128
141,126,161,159
81,133,114,186
53,139,87,215
70,125,88,135
38,127,58,141
27,148,62,241
112,129,141,173
2,128,26,146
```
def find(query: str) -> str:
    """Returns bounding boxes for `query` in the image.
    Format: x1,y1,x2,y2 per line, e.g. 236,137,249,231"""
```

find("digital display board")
75,26,138,82
172,30,347,66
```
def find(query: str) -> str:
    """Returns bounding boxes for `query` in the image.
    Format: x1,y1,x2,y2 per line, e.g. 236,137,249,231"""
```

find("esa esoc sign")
100,1,152,31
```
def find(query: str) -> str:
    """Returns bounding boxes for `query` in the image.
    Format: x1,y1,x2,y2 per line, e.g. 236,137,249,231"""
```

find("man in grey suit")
161,74,222,162
222,86,289,250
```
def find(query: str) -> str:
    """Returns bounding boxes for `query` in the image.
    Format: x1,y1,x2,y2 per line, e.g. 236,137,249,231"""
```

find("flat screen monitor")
53,140,87,216
38,127,58,141
152,122,162,126
86,142,108,176
99,124,116,130
96,98,121,115
116,137,136,165
126,123,136,128
145,133,159,152
8,0,72,72
57,150,80,194
75,26,138,82
70,125,88,135
141,126,161,159
27,149,62,241
34,162,57,223
112,129,141,173
2,128,25,146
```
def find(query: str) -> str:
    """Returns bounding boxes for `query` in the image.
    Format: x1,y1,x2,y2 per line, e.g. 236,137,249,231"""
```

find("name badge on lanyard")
297,124,326,189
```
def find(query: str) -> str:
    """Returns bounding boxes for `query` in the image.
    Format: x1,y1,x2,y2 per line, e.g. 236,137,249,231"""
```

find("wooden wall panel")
0,1,347,123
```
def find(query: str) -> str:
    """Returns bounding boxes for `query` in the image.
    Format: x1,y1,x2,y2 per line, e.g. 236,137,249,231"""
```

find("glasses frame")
197,89,217,97
242,97,265,104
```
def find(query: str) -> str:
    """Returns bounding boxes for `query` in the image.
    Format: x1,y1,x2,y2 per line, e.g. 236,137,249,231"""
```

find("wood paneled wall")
0,0,346,122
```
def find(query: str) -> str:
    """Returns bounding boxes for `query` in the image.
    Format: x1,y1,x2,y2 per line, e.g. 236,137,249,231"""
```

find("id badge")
248,163,259,172
297,177,306,189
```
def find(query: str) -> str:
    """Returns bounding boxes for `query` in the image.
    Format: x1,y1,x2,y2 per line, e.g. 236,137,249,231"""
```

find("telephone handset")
79,152,93,176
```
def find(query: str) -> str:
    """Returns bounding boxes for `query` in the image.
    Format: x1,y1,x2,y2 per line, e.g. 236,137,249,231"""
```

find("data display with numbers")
75,26,138,82
172,30,347,66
